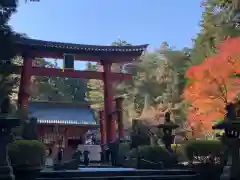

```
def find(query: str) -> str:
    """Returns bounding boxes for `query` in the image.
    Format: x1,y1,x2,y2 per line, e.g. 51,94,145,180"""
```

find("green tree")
191,0,240,65
116,43,190,125
86,63,104,108
86,40,189,128
31,59,87,102
0,0,19,107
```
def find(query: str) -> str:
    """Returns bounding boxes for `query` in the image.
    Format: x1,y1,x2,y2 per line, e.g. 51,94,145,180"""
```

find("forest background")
7,0,240,139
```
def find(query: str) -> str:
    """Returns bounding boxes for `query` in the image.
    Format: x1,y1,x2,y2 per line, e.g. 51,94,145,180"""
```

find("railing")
138,158,164,169
121,156,164,169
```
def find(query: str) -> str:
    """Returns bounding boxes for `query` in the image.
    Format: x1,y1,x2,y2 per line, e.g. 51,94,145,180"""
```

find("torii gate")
14,37,148,143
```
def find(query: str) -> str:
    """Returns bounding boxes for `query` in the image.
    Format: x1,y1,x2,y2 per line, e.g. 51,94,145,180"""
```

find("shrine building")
28,101,98,156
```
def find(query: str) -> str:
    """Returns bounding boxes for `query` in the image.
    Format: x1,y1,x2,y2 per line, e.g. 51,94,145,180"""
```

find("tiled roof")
15,37,148,53
37,119,95,125
28,101,97,125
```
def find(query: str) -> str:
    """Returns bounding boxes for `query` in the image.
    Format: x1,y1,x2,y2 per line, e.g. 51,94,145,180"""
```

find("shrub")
171,144,188,162
8,140,46,167
118,143,131,162
129,145,178,167
184,140,226,164
184,140,227,179
119,143,131,154
171,144,181,152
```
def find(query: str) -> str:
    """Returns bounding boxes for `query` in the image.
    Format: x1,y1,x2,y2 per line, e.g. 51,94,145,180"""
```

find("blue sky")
10,0,204,69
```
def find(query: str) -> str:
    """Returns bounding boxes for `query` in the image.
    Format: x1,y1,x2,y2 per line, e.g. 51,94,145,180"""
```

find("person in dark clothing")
72,149,82,159
83,150,90,166
57,148,63,164
92,136,96,144
110,139,119,166
105,147,110,163
46,148,52,156
72,149,82,165
49,148,52,156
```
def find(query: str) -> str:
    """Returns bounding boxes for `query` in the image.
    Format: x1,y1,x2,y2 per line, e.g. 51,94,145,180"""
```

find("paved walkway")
79,163,112,167
42,163,113,172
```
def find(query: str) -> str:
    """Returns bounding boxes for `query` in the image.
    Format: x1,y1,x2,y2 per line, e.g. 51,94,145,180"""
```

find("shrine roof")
15,37,148,55
28,101,98,126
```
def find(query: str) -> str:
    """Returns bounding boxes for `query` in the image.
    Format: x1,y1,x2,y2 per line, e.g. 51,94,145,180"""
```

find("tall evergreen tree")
191,0,240,65
0,0,18,106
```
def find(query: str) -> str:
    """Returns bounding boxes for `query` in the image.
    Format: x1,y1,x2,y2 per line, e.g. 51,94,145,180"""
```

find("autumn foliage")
184,37,240,134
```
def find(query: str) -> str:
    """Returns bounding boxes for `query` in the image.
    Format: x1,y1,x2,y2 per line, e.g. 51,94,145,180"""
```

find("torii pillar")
102,61,116,143
18,55,32,109
99,110,106,145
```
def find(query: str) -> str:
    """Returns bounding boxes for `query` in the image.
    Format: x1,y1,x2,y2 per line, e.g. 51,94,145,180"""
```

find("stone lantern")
212,103,240,179
0,97,20,180
157,112,179,153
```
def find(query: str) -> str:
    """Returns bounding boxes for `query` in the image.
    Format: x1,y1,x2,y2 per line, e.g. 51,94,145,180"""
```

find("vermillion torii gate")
14,38,147,143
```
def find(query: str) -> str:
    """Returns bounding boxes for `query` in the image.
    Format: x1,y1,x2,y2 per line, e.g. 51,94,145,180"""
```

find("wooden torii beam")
12,66,132,81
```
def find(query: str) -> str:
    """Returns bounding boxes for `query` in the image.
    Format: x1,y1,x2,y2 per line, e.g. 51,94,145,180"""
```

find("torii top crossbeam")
14,37,148,63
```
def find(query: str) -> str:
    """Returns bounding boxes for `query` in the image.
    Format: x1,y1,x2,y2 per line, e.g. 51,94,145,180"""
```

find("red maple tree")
184,37,240,134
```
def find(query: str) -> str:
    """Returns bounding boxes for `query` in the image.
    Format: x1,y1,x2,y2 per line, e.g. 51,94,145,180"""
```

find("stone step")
78,164,112,168
39,168,199,180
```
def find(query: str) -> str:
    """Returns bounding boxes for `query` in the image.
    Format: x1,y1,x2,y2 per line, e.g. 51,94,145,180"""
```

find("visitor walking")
45,148,53,167
72,145,82,165
83,149,90,166
57,148,63,164
110,139,119,166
